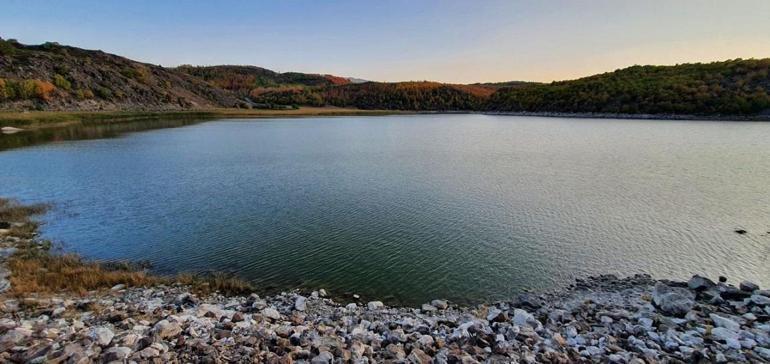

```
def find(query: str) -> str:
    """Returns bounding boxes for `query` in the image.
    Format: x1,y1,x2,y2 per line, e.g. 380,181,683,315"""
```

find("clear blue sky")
3,0,770,83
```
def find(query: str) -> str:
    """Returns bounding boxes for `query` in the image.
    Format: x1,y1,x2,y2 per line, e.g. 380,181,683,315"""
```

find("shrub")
53,74,71,91
12,80,37,99
33,80,56,101
0,39,16,55
94,85,113,99
121,65,151,84
0,78,6,100
75,89,95,100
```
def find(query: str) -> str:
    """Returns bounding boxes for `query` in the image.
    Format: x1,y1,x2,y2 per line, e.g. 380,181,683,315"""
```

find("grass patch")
0,198,49,239
0,198,48,222
1,197,254,297
8,250,160,296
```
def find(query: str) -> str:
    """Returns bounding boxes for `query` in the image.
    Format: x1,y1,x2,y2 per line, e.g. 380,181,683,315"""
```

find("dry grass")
0,198,49,239
176,272,254,296
7,251,160,296
7,249,253,296
1,197,254,297
0,198,48,222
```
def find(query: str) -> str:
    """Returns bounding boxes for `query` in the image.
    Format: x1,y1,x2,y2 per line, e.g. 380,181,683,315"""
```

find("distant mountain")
2,37,769,116
346,77,370,84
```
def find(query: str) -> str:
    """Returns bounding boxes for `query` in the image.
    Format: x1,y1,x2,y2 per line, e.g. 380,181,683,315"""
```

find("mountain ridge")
1,37,769,116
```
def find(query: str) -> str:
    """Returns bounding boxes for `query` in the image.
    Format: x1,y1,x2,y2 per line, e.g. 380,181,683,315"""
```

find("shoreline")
483,111,770,122
1,199,769,362
0,107,409,130
2,107,770,130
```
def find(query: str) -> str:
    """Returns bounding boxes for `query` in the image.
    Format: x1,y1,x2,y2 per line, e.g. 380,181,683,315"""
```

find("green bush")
94,85,113,99
75,89,94,100
53,74,71,91
0,39,16,55
0,79,39,100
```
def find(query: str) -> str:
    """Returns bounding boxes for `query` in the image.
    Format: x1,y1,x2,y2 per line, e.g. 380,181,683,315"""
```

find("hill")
2,37,769,117
0,38,241,111
487,59,770,115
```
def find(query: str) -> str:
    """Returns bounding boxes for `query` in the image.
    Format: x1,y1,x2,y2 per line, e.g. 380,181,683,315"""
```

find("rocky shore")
1,206,770,362
1,273,769,363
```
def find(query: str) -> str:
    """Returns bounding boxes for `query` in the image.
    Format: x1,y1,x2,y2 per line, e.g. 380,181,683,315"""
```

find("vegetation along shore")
0,198,769,363
2,38,769,120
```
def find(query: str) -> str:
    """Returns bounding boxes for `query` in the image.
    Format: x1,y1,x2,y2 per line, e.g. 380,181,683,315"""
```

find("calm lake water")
1,114,769,304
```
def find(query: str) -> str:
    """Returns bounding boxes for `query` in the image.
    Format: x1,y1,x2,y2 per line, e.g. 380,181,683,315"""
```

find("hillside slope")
487,59,770,115
2,38,769,116
0,38,241,111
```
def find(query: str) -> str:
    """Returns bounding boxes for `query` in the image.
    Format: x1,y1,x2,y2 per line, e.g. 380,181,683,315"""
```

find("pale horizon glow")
2,0,770,84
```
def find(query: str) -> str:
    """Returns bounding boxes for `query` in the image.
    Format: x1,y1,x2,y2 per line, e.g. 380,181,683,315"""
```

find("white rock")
513,308,541,330
88,326,115,346
367,301,384,310
418,334,435,347
261,307,281,321
709,313,741,331
345,303,357,311
711,327,739,342
486,307,503,321
294,296,307,311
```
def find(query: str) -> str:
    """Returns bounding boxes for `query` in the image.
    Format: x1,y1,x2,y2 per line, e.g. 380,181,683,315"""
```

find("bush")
11,80,37,100
75,89,95,100
53,74,71,91
0,39,16,55
33,80,56,101
94,85,113,99
121,65,151,84
0,78,6,100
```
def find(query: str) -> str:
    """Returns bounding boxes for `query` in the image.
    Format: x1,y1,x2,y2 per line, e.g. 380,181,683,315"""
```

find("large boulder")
740,281,759,292
152,320,182,339
652,282,695,317
687,275,716,291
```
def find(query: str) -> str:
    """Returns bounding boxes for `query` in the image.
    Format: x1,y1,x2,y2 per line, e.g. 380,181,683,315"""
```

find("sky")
2,0,770,84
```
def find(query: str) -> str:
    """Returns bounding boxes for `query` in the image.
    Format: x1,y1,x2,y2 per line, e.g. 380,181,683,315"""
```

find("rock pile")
0,273,768,363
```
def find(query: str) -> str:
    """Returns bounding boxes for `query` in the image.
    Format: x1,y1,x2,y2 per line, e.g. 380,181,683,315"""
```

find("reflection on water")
0,117,209,151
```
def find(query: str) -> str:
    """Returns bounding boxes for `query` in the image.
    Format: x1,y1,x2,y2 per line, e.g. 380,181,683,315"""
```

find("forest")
487,59,770,115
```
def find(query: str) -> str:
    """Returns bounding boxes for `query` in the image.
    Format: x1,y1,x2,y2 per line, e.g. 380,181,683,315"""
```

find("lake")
1,114,768,304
